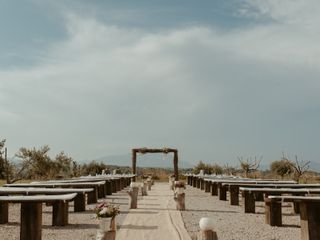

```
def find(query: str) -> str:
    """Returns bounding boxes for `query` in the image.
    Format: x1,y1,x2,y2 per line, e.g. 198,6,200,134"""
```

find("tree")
193,160,211,174
15,145,51,180
223,163,238,176
270,159,294,179
211,163,223,175
51,151,73,178
0,139,7,179
238,156,262,177
292,155,310,182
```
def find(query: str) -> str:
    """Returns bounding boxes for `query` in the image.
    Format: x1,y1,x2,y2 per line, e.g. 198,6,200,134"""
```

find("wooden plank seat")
221,182,318,205
265,196,320,240
4,181,106,204
208,180,296,201
0,193,76,240
0,187,93,212
240,187,320,213
33,178,109,199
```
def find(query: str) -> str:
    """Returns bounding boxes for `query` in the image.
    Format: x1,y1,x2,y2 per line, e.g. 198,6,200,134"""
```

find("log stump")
127,187,139,209
141,182,148,196
147,179,152,191
20,202,42,240
198,218,218,240
174,192,185,211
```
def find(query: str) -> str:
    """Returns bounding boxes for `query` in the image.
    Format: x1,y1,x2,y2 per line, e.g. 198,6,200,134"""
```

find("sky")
1,0,320,167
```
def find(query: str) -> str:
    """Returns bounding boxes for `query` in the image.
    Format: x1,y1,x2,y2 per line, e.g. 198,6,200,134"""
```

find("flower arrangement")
94,202,120,219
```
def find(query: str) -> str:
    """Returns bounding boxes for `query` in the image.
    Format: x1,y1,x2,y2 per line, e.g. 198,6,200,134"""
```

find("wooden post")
98,184,106,198
52,201,69,226
20,202,42,240
147,179,152,191
74,193,86,212
196,177,201,188
114,179,119,192
205,181,211,193
87,187,98,204
111,180,116,193
127,187,139,209
211,183,218,196
141,182,148,196
106,181,112,195
200,179,205,190
264,198,282,226
173,151,179,181
254,192,264,202
132,150,137,182
218,184,227,201
0,202,8,224
193,177,197,187
293,193,304,214
229,185,239,205
243,191,255,213
300,202,320,240
198,218,218,240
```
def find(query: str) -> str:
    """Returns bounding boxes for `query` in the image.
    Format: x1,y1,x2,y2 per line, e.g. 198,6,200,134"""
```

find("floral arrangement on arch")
94,202,120,219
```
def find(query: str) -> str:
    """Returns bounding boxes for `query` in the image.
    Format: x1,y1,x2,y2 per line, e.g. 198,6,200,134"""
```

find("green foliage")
193,161,223,175
270,159,294,179
81,160,107,176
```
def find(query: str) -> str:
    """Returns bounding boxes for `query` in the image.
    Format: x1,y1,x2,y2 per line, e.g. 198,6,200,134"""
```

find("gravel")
181,185,301,240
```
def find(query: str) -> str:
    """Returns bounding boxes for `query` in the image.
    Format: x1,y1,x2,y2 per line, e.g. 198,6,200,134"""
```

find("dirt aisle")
116,182,191,240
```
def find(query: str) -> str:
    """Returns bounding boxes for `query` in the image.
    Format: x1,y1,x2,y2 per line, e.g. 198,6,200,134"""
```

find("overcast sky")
1,0,320,167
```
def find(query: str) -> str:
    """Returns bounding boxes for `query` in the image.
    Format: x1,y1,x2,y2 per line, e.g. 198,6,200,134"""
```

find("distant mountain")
83,153,193,169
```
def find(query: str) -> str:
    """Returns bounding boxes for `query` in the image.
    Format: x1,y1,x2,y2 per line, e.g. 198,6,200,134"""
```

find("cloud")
1,7,320,165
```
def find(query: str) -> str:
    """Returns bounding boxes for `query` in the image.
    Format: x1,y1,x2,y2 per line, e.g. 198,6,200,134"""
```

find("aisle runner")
116,182,191,240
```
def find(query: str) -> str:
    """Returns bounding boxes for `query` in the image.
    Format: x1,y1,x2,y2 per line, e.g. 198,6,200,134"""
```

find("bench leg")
88,187,98,204
254,192,264,202
204,181,211,193
229,186,239,205
106,181,112,195
0,202,9,224
74,193,86,212
300,202,320,240
218,185,227,201
52,201,69,226
20,202,42,240
265,199,282,226
98,185,106,198
244,191,255,213
111,180,117,193
211,183,218,196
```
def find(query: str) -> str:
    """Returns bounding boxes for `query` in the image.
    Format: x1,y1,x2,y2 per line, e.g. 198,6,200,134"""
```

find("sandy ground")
181,185,301,240
0,183,302,240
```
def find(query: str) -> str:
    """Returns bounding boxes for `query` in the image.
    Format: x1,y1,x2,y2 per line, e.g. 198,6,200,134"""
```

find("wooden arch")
132,147,179,181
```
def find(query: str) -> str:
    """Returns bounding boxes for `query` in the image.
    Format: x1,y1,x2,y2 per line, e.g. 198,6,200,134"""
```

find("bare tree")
292,155,310,182
238,156,262,177
223,163,238,176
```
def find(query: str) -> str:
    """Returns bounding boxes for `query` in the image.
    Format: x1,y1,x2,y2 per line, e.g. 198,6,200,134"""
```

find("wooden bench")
239,187,320,213
207,180,296,201
0,187,93,212
4,181,106,204
0,193,76,240
265,196,320,240
221,182,317,205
